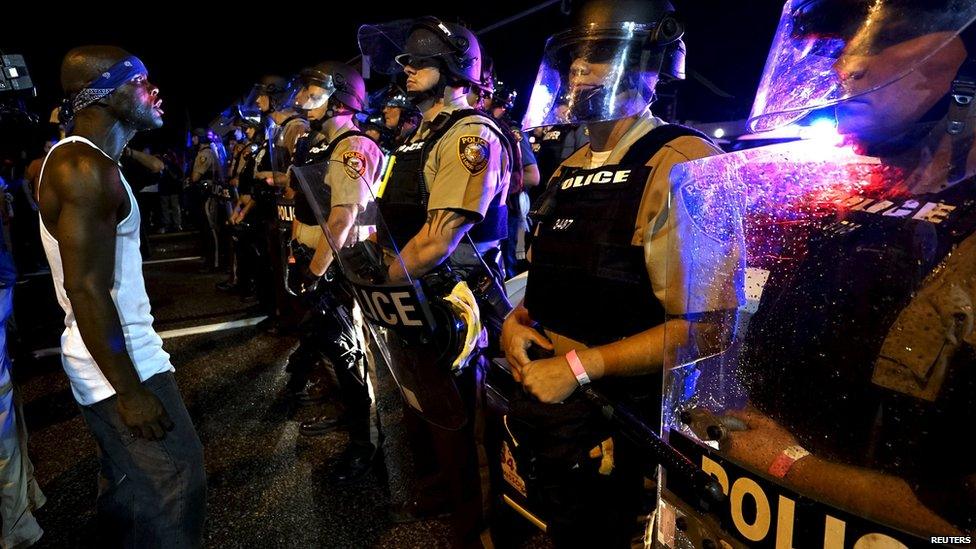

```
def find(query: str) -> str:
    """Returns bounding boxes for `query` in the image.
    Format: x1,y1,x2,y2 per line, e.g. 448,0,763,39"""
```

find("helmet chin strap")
408,72,451,113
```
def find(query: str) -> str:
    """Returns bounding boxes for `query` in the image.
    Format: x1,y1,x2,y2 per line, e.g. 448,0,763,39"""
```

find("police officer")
530,97,589,199
278,62,385,482
499,1,727,546
238,77,287,316
381,86,421,149
483,77,540,277
674,0,976,540
220,120,257,294
229,119,269,304
246,75,310,333
188,128,222,271
358,16,514,547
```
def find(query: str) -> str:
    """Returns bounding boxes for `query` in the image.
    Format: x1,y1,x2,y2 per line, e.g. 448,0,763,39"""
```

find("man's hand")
117,386,175,441
500,307,552,379
720,408,799,473
520,355,578,403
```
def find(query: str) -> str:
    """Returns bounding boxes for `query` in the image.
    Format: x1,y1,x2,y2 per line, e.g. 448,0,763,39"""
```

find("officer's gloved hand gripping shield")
292,160,474,431
749,0,976,132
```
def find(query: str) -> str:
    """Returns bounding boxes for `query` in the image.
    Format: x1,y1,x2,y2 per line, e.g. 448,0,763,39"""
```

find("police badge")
458,136,490,175
342,150,367,179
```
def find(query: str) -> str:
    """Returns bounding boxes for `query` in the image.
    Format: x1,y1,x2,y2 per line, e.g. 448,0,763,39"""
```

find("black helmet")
397,17,482,86
192,127,213,144
381,84,419,115
239,74,288,121
255,74,287,96
491,81,517,111
306,62,367,113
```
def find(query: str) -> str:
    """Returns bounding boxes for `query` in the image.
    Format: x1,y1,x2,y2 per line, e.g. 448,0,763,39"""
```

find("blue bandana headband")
70,56,148,115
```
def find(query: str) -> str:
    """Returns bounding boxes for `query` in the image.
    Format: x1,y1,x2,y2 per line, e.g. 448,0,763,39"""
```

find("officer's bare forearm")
787,455,964,536
577,319,690,380
66,285,144,396
310,205,356,276
126,148,164,173
388,209,474,282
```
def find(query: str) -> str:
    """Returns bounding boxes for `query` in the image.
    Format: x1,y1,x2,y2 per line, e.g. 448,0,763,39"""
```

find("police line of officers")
196,0,976,546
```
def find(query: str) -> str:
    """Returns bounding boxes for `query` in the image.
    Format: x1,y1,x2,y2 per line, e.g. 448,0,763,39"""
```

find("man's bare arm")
387,209,475,282
42,149,173,439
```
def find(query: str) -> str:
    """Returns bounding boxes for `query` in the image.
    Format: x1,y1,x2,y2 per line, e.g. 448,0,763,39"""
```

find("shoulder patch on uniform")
342,150,367,179
458,136,490,175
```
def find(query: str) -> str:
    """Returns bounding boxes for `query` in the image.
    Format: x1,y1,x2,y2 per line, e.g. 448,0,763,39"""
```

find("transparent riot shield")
292,159,476,431
208,104,239,139
659,138,976,547
265,119,295,176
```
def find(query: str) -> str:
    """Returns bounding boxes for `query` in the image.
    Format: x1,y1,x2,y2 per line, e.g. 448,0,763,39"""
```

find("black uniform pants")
507,392,646,548
402,359,487,549
289,292,373,449
263,220,301,329
533,440,643,548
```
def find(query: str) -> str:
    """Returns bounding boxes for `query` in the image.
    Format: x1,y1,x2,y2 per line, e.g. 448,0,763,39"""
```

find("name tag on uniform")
556,165,650,192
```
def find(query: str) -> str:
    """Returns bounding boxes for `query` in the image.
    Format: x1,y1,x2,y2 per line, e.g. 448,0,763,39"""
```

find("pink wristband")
565,349,590,386
768,445,810,478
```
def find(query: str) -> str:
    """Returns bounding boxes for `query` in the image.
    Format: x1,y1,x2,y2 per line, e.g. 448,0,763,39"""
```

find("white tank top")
38,136,173,405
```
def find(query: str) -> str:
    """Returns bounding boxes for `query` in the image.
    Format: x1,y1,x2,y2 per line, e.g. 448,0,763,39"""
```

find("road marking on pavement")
20,256,203,279
143,256,203,265
31,316,268,359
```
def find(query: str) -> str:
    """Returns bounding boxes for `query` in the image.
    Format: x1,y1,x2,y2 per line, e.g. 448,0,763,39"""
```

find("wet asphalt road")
12,233,549,548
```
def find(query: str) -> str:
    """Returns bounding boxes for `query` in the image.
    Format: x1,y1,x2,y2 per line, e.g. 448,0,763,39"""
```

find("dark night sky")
3,1,784,155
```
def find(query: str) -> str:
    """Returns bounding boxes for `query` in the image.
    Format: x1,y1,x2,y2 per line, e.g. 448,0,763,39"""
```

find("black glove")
340,241,387,285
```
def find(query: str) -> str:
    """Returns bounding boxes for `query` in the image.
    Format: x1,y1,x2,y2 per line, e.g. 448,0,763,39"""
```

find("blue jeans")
79,372,206,548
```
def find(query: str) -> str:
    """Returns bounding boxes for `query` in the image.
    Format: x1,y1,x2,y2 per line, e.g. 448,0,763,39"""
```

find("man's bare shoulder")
42,143,122,208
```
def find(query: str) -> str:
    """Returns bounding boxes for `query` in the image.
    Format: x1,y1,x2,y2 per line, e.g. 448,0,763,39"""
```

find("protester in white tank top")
38,136,173,405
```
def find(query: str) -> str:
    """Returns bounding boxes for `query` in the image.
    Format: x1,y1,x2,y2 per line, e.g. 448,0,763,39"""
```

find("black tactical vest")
535,125,572,182
526,124,708,347
376,109,510,251
272,115,306,228
291,130,370,226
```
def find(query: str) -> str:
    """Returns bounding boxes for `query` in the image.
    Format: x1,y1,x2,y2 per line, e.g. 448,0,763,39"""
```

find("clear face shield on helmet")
748,0,976,133
521,22,672,129
358,20,416,78
239,84,277,124
281,72,336,112
209,104,239,138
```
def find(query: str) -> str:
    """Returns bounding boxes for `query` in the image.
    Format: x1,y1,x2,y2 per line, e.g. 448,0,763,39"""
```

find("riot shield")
659,138,976,547
292,159,478,431
208,104,240,139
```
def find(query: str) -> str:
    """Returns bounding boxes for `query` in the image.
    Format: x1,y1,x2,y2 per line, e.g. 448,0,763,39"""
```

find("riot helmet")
359,17,482,105
748,0,976,135
282,62,367,118
522,0,685,129
239,74,287,122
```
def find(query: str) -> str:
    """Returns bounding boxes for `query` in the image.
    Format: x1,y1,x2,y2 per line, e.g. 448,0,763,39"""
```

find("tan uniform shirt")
191,147,216,180
325,133,384,210
414,96,511,222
